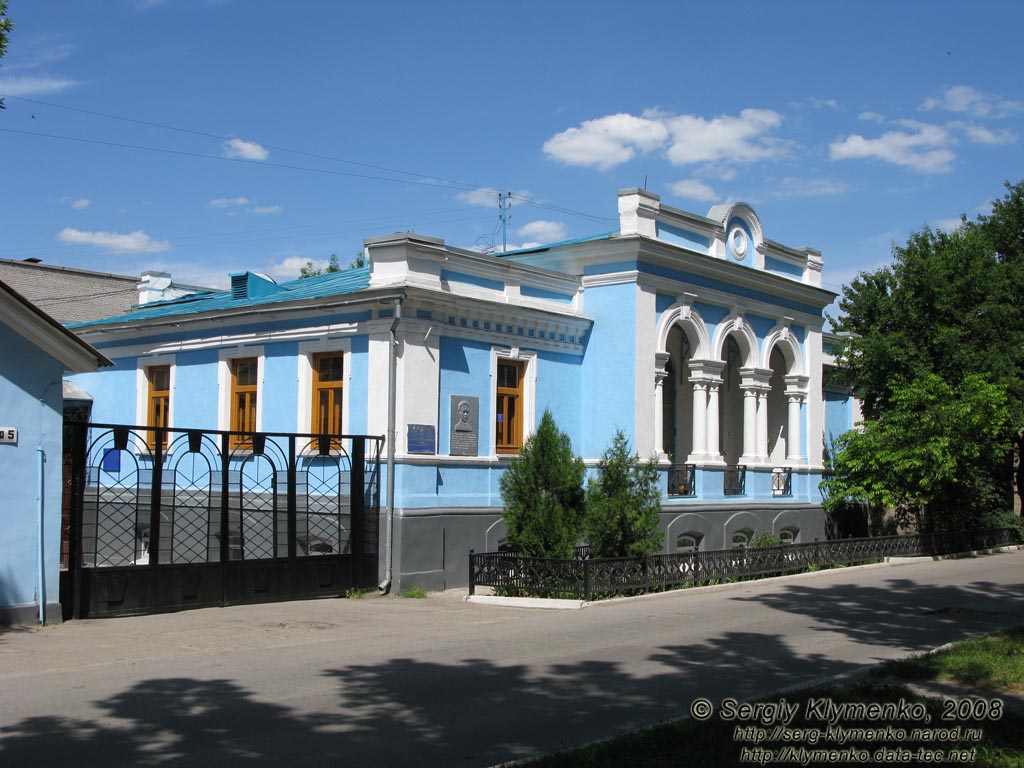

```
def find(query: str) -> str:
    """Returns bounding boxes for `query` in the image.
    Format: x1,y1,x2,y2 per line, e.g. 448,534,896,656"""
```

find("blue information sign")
407,424,436,454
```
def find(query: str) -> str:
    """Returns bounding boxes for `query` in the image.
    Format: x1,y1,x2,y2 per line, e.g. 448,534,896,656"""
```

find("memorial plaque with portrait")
450,395,479,456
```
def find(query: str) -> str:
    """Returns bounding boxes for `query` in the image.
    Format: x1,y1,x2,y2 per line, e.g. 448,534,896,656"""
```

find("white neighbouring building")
68,189,859,592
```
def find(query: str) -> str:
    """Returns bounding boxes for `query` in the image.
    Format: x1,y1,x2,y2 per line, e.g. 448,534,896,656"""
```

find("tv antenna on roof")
498,192,512,253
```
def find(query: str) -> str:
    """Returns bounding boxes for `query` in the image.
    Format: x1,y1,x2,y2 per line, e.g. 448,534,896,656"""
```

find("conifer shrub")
585,430,665,558
498,410,586,558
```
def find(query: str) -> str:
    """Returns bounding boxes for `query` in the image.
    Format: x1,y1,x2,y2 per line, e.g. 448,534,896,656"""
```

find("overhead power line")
0,94,616,226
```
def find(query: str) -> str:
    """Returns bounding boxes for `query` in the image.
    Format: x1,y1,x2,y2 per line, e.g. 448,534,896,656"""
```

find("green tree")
830,181,1024,525
299,251,367,278
823,374,1009,532
498,410,586,558
299,253,340,279
0,1,12,111
584,430,664,558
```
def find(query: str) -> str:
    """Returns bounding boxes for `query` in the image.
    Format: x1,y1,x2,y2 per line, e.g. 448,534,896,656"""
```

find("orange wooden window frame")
311,352,344,438
495,360,523,454
230,357,258,449
147,365,170,450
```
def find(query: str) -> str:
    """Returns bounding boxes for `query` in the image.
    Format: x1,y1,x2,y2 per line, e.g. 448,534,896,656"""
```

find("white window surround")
489,346,537,457
134,354,176,453
296,338,352,451
217,346,265,435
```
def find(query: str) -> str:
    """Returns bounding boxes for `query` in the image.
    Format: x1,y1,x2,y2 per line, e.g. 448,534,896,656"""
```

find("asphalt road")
1,551,1022,767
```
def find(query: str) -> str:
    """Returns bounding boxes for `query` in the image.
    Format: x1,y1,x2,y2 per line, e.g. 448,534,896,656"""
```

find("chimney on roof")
138,271,173,305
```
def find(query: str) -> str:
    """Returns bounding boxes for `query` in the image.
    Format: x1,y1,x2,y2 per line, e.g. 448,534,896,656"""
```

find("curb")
465,545,1022,611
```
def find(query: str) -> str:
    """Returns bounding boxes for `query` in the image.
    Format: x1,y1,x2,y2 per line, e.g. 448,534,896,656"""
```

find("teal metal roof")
69,266,372,329
495,231,617,257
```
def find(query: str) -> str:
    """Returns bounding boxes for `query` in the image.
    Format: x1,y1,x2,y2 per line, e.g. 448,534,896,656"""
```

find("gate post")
350,438,366,588
66,419,87,620
148,435,164,613
219,432,230,606
287,435,297,562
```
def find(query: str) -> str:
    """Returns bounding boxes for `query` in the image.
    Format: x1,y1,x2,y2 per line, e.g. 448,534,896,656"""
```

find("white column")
756,390,769,462
654,373,666,457
690,382,707,459
706,382,721,460
742,389,758,460
787,395,803,462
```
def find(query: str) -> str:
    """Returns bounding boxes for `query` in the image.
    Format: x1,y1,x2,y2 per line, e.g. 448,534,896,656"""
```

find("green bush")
750,531,781,548
585,430,665,558
499,410,586,558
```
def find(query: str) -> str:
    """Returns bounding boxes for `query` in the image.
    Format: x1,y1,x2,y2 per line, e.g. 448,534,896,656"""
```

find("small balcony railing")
724,465,746,496
667,464,697,497
771,467,793,497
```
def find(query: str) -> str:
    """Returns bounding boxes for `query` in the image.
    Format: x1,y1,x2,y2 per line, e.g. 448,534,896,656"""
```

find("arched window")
721,335,744,463
676,533,702,553
778,528,798,545
731,529,752,549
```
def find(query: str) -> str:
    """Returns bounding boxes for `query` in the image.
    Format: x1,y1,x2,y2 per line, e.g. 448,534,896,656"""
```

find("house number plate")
0,427,17,445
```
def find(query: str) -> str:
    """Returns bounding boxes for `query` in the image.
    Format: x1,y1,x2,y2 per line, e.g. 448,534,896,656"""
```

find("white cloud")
810,98,838,110
773,177,849,198
0,76,80,97
457,188,502,207
920,85,1022,119
4,40,76,72
264,256,318,281
858,111,886,123
542,113,669,170
58,227,171,254
542,108,791,172
662,108,789,166
951,122,1016,145
209,197,281,215
458,188,536,208
209,196,250,208
223,138,269,161
515,220,567,243
668,179,719,202
71,198,90,209
829,122,956,173
931,217,964,232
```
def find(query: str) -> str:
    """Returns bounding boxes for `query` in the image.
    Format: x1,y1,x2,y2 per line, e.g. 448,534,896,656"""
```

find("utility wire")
2,94,485,190
0,94,615,225
0,126,482,191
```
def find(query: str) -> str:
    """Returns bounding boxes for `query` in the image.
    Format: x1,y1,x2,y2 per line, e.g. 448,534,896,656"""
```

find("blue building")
68,189,858,592
0,280,110,625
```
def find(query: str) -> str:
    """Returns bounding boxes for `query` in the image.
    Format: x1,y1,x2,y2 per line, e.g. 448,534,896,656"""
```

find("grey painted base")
389,503,826,593
0,601,62,627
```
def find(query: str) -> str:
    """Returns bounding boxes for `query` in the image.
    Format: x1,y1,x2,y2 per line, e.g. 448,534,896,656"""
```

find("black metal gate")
60,421,382,619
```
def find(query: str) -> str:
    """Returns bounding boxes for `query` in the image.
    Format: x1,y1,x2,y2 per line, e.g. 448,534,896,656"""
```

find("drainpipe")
37,379,58,626
380,295,404,593
37,446,46,625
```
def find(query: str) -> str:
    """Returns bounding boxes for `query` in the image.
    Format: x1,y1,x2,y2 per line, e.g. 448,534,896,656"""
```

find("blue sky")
1,0,1021,306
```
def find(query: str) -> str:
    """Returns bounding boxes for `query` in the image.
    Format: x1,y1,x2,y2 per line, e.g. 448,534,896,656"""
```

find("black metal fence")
62,422,382,618
469,528,1021,602
667,464,696,497
724,464,746,495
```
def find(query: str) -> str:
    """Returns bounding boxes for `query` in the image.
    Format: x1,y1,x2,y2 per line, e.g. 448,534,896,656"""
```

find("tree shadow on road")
731,558,1024,654
0,628,857,767
3,561,1021,766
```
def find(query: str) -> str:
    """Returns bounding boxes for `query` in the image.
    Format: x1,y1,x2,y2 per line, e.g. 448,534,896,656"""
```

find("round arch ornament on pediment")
710,314,759,368
761,325,805,377
655,299,711,361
